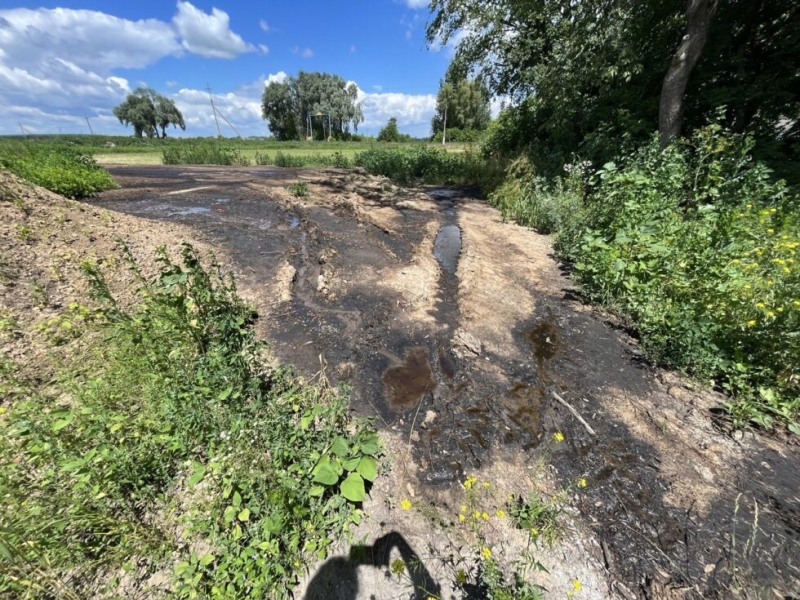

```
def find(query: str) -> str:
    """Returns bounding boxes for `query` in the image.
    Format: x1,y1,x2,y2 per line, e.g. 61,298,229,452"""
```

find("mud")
89,164,800,599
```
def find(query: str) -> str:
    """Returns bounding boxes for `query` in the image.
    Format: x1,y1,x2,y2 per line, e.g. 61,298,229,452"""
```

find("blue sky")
0,0,472,137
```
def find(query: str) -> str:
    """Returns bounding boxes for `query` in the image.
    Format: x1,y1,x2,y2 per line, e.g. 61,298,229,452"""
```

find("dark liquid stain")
438,347,456,380
503,383,544,449
383,347,435,409
433,225,462,274
526,319,562,386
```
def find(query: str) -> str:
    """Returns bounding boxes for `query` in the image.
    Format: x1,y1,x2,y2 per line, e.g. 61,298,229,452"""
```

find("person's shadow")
302,531,441,600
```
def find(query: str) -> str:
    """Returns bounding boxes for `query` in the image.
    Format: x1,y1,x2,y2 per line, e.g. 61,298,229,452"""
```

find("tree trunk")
658,0,719,146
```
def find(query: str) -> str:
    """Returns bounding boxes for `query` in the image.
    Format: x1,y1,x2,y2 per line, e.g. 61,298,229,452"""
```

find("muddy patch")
433,225,461,274
383,347,436,409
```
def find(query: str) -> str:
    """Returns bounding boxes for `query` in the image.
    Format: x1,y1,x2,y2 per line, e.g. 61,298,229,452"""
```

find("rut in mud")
91,165,799,599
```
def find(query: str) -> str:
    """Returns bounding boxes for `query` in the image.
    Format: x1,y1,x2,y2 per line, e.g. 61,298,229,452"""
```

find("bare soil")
3,164,797,599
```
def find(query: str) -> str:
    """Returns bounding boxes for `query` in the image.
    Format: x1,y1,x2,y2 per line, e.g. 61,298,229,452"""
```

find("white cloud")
290,46,314,58
405,0,429,8
259,19,271,32
353,84,437,137
258,44,269,55
173,1,255,59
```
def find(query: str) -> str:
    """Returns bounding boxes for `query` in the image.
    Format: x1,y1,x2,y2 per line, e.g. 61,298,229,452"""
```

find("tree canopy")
427,0,799,167
113,87,185,138
431,63,491,139
261,72,363,141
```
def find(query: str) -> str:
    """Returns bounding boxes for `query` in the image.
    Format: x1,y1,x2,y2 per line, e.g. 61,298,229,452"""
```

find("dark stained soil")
84,164,800,599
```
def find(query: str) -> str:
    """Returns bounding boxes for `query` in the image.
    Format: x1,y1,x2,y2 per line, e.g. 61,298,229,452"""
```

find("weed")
287,182,309,197
508,493,561,547
162,145,251,166
28,281,49,307
0,244,381,598
15,224,34,241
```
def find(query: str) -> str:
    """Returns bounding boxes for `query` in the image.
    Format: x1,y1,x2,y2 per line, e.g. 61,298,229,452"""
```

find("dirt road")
91,165,799,599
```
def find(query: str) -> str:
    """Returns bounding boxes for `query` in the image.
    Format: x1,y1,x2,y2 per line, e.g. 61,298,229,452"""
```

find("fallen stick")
552,391,596,436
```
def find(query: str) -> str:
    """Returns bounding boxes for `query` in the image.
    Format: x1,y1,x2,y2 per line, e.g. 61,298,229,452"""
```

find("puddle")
527,319,561,361
142,203,211,216
249,170,281,178
289,214,301,229
502,383,544,449
433,225,462,274
383,347,435,408
215,198,231,204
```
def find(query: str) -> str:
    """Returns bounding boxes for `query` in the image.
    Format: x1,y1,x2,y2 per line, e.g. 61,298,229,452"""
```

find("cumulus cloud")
0,4,259,134
352,83,437,137
259,19,271,32
173,1,255,59
405,0,429,8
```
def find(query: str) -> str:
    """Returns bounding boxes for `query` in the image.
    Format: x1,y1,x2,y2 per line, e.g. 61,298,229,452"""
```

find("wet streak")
382,347,436,408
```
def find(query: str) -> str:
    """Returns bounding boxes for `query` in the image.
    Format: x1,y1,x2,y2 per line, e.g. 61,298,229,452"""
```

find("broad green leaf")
312,461,339,486
360,434,380,455
238,508,250,522
188,462,205,487
309,485,326,497
224,506,237,522
232,491,242,507
52,414,74,432
357,456,378,482
199,554,215,567
330,436,349,457
340,472,366,502
342,456,361,471
218,386,233,401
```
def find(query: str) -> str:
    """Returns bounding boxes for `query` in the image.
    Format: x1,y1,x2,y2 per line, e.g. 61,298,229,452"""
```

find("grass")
0,244,381,598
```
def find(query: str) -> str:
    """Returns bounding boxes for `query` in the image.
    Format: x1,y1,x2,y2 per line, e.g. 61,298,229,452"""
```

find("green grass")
0,141,117,198
0,244,381,598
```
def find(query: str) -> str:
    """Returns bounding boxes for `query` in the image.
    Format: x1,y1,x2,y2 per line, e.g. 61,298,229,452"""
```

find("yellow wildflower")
553,431,565,442
496,509,506,518
401,498,412,511
785,267,791,274
756,302,765,308
481,512,490,521
767,229,774,234
461,505,467,512
482,481,491,489
474,510,481,519
481,546,492,560
573,579,582,592
530,527,539,537
794,300,800,307
458,514,466,522
747,320,757,327
464,476,477,490
766,311,775,318
579,478,587,488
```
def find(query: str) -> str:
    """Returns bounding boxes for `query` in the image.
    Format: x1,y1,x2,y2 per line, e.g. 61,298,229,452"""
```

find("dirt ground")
3,164,798,599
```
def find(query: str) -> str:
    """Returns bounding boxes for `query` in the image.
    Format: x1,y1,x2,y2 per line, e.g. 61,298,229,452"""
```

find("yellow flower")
747,320,757,327
458,514,466,522
474,510,481,519
578,478,587,488
401,498,412,511
746,203,753,209
766,311,775,318
785,267,791,274
530,527,539,537
553,431,565,442
481,546,492,560
573,579,582,592
460,505,467,512
756,302,765,308
481,512,490,521
464,476,477,490
767,229,774,234
496,509,506,518
793,300,800,307
482,481,491,489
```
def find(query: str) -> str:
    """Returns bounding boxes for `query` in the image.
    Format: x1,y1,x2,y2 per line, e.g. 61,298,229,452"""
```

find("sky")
0,0,469,138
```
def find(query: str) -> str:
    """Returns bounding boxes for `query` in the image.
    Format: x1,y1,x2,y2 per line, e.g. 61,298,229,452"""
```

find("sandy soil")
3,164,797,599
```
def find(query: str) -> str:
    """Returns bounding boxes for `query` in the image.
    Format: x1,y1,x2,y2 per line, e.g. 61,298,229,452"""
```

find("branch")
552,391,596,436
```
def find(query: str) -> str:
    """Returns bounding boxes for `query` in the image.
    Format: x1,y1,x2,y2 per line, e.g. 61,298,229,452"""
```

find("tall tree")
658,0,719,146
261,72,363,140
431,63,491,139
113,88,185,138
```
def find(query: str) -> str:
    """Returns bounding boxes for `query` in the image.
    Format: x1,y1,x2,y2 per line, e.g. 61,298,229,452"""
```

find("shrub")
273,150,305,168
162,145,251,166
565,127,799,429
432,128,486,144
0,245,380,598
0,142,116,198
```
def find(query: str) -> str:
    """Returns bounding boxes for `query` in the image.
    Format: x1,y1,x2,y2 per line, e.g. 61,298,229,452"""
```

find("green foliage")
0,142,117,198
433,127,486,143
432,62,492,136
475,557,545,600
287,182,309,197
0,244,381,598
161,145,251,166
255,150,353,169
114,86,185,138
262,71,363,141
508,494,561,547
377,117,411,143
355,145,502,189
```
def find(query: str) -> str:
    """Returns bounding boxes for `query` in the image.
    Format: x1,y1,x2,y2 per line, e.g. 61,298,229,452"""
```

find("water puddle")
289,214,301,229
425,188,459,200
249,170,281,178
215,198,231,204
142,204,211,216
502,383,544,449
383,347,435,408
433,225,462,274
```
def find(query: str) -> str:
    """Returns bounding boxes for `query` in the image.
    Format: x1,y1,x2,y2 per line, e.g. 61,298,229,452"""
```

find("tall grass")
0,141,116,198
161,145,251,166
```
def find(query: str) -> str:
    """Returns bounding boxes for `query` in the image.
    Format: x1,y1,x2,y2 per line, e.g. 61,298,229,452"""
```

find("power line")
207,84,223,138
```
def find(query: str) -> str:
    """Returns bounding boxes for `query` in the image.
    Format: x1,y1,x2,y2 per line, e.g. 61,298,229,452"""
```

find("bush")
0,245,380,598
568,127,798,429
355,145,502,190
432,128,486,144
162,145,251,166
0,142,116,198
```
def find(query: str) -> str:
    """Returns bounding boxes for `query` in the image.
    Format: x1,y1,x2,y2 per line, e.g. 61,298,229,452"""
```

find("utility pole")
85,116,95,136
442,104,447,145
207,84,223,138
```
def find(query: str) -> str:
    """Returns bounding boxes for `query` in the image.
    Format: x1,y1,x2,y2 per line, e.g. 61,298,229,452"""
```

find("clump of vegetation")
0,142,117,198
377,118,411,143
272,150,306,168
287,182,309,197
494,126,799,430
161,145,251,166
0,244,380,598
355,145,501,189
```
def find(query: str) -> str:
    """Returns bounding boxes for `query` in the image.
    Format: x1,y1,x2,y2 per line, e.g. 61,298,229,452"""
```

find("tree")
426,0,799,166
113,87,185,138
377,118,401,142
431,63,491,141
261,71,364,141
